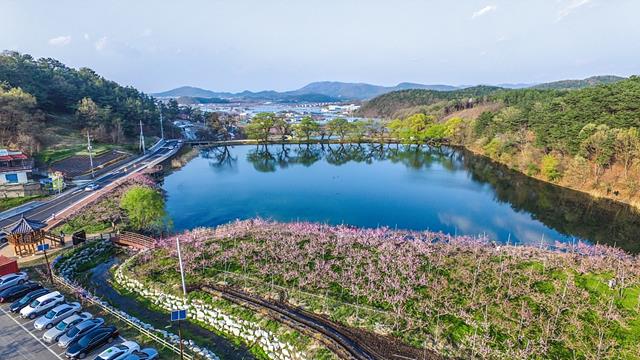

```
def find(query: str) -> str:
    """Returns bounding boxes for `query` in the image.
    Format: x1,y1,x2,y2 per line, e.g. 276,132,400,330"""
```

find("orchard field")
133,219,640,359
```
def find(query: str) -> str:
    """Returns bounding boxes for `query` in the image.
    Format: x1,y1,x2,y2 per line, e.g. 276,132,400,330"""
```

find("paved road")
0,306,61,360
0,139,181,229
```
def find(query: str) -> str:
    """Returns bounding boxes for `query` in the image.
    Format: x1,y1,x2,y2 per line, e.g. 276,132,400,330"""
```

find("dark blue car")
65,325,119,359
0,281,42,303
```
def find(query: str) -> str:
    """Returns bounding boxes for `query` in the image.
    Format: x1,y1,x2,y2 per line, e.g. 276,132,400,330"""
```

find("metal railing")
51,268,193,359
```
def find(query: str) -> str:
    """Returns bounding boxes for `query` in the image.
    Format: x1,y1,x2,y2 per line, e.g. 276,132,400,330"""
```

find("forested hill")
531,75,626,90
357,85,501,118
0,51,161,152
366,76,640,206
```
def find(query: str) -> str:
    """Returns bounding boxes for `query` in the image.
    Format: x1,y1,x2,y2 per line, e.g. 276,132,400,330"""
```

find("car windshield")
45,309,56,319
55,320,69,330
29,299,40,307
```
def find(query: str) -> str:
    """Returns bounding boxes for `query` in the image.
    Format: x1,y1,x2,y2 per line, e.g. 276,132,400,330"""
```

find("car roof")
35,291,61,301
63,314,83,322
51,303,74,312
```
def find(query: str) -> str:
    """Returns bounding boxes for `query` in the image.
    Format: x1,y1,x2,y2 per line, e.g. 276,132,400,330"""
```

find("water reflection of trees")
199,146,237,171
234,143,463,172
201,143,640,253
463,151,640,253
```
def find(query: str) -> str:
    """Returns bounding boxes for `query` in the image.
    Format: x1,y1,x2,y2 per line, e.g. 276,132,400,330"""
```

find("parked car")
94,341,140,360
84,183,100,191
58,317,104,348
65,325,119,359
43,312,92,344
35,302,81,330
0,281,41,302
20,291,64,319
10,288,49,313
122,348,158,360
0,271,28,291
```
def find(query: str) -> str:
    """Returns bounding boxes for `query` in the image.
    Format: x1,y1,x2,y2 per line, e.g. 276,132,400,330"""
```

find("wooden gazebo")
2,216,62,257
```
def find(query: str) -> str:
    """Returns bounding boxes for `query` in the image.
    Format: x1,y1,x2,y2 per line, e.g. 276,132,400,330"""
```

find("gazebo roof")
1,215,46,235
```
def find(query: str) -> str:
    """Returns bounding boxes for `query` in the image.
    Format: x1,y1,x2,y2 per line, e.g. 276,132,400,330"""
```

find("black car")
65,325,119,359
9,288,49,312
0,281,42,303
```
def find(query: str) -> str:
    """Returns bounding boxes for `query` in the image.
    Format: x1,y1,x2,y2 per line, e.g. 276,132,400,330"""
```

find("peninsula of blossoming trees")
128,219,640,359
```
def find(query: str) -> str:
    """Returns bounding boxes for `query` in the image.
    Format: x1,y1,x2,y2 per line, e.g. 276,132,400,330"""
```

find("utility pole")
86,131,95,178
176,236,187,360
139,119,146,154
159,104,165,140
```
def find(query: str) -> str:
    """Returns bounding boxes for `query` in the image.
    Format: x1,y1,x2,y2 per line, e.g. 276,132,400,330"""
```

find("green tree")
76,97,100,128
120,186,166,230
326,118,352,142
245,112,276,143
579,123,615,182
273,115,292,141
540,154,562,181
294,116,319,141
613,127,640,178
0,85,44,151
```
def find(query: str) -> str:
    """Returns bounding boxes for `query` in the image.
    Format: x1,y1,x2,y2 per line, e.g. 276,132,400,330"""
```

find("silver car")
57,317,104,348
0,272,28,291
34,302,81,330
42,312,92,343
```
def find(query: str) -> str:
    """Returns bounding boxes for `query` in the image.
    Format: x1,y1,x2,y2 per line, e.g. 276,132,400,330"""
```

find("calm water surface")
162,144,640,252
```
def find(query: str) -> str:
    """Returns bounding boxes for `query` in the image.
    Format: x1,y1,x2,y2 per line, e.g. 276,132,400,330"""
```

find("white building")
0,149,32,185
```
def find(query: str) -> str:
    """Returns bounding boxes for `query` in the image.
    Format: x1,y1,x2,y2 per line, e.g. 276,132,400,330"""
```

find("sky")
2,0,639,93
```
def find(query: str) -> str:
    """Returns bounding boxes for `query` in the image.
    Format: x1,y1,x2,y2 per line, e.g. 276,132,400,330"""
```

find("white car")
34,302,81,330
42,312,92,343
95,341,140,360
84,183,100,191
122,348,158,360
20,291,64,320
0,272,28,291
57,317,104,348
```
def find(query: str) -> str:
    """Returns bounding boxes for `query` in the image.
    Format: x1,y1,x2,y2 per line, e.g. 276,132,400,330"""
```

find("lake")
162,143,640,253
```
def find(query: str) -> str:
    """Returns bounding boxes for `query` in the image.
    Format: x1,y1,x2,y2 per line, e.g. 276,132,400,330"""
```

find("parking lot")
0,302,125,359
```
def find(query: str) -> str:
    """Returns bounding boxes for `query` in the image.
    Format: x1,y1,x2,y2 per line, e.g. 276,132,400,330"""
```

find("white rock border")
53,240,221,360
116,252,308,360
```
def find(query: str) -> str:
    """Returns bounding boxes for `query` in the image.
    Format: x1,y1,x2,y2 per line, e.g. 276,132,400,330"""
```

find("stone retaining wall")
115,254,308,360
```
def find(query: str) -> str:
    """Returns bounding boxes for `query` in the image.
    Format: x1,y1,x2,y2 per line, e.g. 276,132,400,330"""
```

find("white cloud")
471,5,496,19
48,35,71,46
83,33,90,41
95,36,108,51
141,28,153,37
557,0,591,21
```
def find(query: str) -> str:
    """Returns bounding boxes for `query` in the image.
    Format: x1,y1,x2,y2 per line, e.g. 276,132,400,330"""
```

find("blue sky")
2,0,639,92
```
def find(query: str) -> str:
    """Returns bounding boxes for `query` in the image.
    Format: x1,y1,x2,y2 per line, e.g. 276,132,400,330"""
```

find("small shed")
0,255,19,276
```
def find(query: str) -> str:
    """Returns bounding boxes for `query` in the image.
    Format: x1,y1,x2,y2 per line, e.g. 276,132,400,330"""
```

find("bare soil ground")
50,150,130,177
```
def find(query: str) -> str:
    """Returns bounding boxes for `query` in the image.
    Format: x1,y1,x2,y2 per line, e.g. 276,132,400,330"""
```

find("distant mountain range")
153,76,627,103
153,81,459,103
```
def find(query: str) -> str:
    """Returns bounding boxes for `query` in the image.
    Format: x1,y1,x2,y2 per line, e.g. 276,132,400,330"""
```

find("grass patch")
0,194,47,212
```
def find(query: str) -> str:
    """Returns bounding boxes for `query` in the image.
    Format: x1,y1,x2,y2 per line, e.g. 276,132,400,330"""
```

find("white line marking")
1,306,64,359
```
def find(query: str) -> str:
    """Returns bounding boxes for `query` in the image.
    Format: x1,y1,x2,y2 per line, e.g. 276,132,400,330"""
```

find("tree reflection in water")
197,143,640,253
